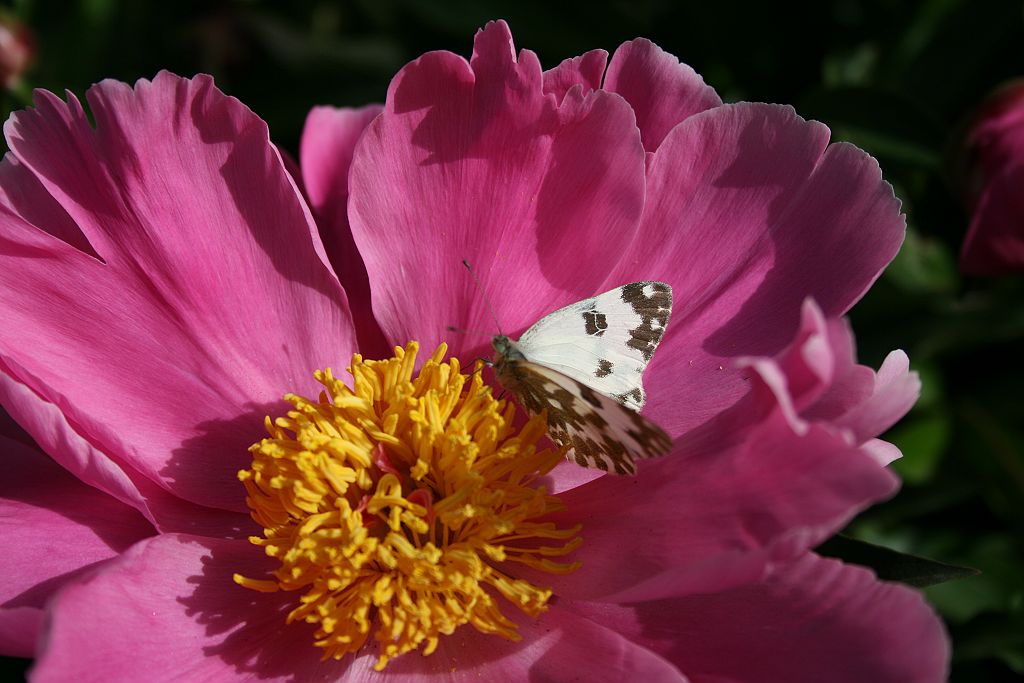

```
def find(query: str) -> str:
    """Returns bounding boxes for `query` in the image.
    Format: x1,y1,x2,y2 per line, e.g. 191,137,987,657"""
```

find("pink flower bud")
957,80,1024,275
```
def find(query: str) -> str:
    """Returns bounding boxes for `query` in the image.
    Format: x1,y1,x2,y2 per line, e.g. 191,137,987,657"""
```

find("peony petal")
342,605,687,682
542,49,608,101
860,438,904,466
0,152,94,258
301,104,389,357
348,20,646,360
0,369,253,537
0,73,357,512
832,349,920,444
740,299,918,450
33,533,686,682
542,458,606,494
736,299,839,436
0,435,153,656
0,606,41,658
537,410,898,603
733,300,918,456
798,314,876,423
609,104,905,439
604,38,722,152
565,553,948,683
33,534,355,682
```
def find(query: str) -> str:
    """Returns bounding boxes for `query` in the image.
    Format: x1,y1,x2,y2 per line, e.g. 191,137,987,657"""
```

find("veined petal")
342,605,687,682
604,38,722,152
0,72,357,513
33,534,354,683
0,436,153,657
32,534,685,683
564,553,948,683
301,104,389,357
740,299,919,450
0,370,253,537
535,410,897,603
611,104,905,439
542,49,608,101
348,20,646,359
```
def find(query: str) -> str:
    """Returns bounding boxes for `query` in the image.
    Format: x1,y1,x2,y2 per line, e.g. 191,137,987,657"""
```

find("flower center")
234,342,581,670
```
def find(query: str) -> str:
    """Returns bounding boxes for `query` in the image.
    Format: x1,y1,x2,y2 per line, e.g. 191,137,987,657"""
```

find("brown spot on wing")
616,387,643,406
621,282,672,362
582,309,608,337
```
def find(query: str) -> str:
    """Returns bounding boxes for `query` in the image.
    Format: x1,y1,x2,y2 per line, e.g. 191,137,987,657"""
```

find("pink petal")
33,534,355,682
537,410,898,603
542,458,606,494
832,349,920,443
741,299,918,450
342,604,686,682
0,152,95,257
566,553,949,683
798,314,876,423
0,73,357,513
542,49,608,101
0,369,253,537
613,104,905,439
604,38,722,152
348,20,645,359
0,607,41,658
33,533,685,682
0,435,153,656
861,438,904,466
737,299,840,436
301,104,390,357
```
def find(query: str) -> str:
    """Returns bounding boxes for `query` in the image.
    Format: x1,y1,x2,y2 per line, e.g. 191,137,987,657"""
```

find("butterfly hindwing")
497,359,672,475
514,282,672,410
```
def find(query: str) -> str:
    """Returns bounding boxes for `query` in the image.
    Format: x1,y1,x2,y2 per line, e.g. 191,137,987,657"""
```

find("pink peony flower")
957,79,1024,275
0,20,948,682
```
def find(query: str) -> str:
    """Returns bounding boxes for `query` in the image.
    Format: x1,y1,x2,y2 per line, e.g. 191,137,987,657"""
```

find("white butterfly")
491,282,673,475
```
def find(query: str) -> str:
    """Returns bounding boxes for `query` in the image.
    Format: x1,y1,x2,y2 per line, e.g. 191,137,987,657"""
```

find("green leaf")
817,534,979,587
888,411,951,484
885,226,961,295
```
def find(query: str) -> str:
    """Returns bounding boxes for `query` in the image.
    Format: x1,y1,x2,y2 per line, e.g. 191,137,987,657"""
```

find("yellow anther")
236,342,580,670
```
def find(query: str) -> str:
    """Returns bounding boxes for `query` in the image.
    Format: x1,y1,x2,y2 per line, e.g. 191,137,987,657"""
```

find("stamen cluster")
235,342,581,669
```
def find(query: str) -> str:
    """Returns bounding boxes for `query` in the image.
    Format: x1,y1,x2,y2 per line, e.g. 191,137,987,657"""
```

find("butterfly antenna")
462,259,504,336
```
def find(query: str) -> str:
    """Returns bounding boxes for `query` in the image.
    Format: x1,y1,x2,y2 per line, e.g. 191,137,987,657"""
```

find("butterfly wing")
499,359,673,475
515,282,672,410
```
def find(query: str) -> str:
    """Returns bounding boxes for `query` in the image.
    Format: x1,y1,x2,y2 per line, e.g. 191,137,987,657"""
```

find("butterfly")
491,282,674,475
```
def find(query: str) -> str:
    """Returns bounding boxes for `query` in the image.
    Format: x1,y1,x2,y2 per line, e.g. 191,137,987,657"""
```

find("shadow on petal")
158,404,280,536
176,536,355,682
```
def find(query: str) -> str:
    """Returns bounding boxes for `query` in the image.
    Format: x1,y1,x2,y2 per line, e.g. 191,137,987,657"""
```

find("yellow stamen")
235,342,581,670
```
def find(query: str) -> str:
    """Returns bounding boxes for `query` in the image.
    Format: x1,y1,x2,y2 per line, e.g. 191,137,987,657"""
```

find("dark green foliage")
817,535,979,588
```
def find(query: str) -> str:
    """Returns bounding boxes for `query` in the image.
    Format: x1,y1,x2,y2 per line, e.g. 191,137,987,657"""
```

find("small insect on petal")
489,282,674,474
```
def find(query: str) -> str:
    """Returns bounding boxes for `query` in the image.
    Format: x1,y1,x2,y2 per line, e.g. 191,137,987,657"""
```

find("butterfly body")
490,282,673,475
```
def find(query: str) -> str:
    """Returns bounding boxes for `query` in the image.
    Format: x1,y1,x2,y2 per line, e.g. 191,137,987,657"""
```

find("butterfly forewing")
497,359,672,475
514,282,672,410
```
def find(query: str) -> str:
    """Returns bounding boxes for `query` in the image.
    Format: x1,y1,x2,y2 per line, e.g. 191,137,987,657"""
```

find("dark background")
1,1,1023,680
